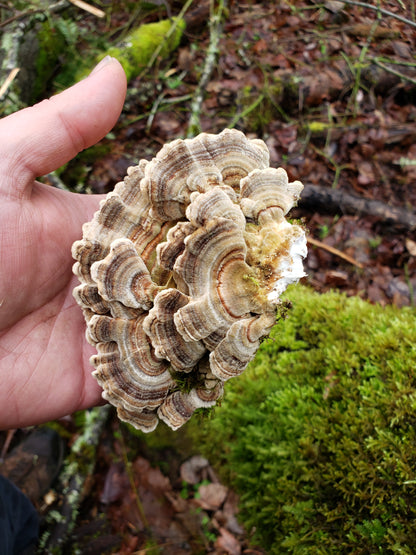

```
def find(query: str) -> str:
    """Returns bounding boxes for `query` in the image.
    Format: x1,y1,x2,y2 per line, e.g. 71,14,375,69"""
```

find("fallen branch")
300,184,416,231
0,1,69,111
187,0,227,137
0,1,66,27
39,406,112,552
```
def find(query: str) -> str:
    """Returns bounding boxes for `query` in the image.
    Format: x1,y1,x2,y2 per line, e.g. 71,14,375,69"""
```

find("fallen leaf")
221,490,245,535
180,455,210,485
195,483,228,511
215,527,242,555
357,161,376,185
392,41,412,59
100,462,129,504
253,38,267,55
405,238,416,256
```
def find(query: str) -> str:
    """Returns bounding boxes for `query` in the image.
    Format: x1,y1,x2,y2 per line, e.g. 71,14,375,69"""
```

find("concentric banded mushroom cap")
72,129,307,432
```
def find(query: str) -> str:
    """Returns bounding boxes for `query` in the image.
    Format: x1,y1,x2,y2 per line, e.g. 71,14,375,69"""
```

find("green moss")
187,286,416,553
75,17,185,83
110,17,185,79
33,20,67,99
306,121,333,133
1,17,67,109
233,77,287,133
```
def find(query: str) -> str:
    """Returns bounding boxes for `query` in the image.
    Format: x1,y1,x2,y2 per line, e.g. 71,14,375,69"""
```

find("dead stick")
68,0,105,18
307,236,364,269
339,0,416,29
0,0,67,27
372,58,416,86
0,429,17,462
0,67,19,98
187,0,227,137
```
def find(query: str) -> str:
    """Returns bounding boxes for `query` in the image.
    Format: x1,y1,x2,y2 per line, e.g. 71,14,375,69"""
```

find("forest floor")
1,0,416,553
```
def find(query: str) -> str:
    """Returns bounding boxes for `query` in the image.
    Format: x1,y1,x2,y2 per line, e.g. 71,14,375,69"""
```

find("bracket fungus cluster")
72,129,307,432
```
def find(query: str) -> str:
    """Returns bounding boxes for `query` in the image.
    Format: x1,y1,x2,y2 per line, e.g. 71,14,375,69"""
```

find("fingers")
0,56,127,199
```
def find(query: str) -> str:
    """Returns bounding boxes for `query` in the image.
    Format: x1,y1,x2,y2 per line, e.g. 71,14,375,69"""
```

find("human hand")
0,57,127,429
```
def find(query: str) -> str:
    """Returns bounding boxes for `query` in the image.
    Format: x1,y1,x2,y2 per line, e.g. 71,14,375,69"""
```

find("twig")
0,8,38,27
146,91,166,132
0,429,17,462
0,0,67,27
372,58,416,86
0,67,19,99
162,93,193,104
340,0,416,29
228,93,264,129
307,236,364,269
44,171,72,191
68,0,105,18
187,0,227,137
122,93,192,128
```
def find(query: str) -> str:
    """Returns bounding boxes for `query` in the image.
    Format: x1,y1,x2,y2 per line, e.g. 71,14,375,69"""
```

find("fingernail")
89,55,114,76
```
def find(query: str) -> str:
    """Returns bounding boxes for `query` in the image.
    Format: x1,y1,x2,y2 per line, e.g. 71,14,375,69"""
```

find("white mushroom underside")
267,221,308,303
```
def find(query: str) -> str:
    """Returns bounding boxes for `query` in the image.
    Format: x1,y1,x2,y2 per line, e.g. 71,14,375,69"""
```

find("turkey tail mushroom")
72,129,307,432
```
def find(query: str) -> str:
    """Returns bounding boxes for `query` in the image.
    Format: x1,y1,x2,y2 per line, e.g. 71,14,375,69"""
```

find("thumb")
0,56,127,200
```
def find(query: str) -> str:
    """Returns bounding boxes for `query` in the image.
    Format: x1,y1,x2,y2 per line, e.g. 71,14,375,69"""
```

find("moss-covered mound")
189,286,416,554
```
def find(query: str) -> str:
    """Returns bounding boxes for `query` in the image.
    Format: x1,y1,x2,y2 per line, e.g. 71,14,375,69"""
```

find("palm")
0,58,126,429
0,185,102,428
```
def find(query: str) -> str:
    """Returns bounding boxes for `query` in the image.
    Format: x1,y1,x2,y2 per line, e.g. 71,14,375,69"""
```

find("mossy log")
90,17,186,82
0,2,67,115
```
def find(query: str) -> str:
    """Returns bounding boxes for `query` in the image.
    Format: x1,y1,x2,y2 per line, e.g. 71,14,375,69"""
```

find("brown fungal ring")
72,129,306,432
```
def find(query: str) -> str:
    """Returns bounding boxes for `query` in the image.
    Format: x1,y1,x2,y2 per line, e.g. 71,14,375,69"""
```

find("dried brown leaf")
195,483,228,511
215,527,242,555
180,455,210,485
